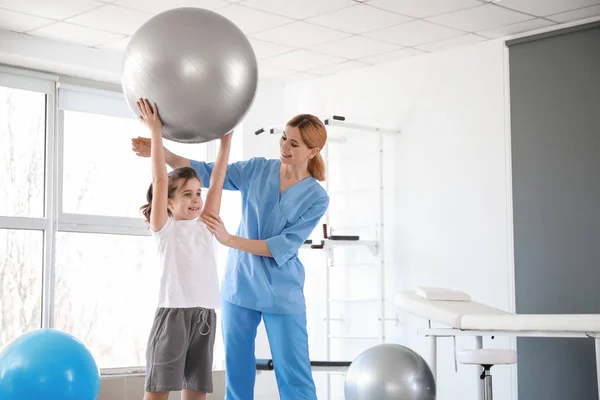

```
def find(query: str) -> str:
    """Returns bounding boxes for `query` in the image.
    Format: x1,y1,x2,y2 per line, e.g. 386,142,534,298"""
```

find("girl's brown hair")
286,114,327,181
140,167,201,223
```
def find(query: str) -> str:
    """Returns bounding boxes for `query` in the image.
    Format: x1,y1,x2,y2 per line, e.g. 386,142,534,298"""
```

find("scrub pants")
222,301,317,400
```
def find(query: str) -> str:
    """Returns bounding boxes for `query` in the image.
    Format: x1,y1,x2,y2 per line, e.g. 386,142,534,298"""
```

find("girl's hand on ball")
136,98,162,134
131,136,151,158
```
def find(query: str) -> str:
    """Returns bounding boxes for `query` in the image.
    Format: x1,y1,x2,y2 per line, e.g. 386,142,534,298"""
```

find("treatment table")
396,287,600,400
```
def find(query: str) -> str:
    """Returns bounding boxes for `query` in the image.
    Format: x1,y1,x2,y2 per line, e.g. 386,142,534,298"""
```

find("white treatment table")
397,287,600,400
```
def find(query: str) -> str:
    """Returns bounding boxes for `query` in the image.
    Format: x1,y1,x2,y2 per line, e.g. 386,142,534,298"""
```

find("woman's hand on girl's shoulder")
202,213,232,246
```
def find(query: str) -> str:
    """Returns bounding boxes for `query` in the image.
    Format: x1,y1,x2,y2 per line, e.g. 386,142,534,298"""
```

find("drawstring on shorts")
197,308,211,336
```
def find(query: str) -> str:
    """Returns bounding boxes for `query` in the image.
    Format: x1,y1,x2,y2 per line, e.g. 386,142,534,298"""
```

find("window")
56,85,178,369
0,229,44,351
53,232,158,368
61,110,208,219
0,85,46,218
61,110,149,218
0,69,52,350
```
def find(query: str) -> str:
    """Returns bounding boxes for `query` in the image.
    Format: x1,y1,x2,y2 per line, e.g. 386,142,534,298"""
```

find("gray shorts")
145,307,216,393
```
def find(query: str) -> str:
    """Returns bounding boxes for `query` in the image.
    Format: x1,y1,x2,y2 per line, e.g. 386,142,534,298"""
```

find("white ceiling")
1,0,600,83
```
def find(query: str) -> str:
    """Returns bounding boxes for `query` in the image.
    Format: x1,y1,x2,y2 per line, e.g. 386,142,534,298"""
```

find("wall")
97,371,226,399
241,80,286,160
243,38,516,400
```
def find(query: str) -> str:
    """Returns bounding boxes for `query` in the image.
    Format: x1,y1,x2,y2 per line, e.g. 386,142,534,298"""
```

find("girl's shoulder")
149,216,174,236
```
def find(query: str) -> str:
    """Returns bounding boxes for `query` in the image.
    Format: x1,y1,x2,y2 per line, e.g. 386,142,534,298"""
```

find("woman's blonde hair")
286,114,327,181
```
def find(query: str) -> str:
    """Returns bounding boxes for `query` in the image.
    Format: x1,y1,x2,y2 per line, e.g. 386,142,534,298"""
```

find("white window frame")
0,66,57,330
54,80,209,237
55,108,151,237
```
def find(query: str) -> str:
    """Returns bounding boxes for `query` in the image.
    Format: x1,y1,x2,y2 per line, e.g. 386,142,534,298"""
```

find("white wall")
98,371,226,400
244,38,516,400
241,80,286,160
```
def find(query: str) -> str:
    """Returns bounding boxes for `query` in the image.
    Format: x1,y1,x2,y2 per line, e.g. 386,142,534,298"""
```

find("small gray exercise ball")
121,7,258,143
345,343,436,400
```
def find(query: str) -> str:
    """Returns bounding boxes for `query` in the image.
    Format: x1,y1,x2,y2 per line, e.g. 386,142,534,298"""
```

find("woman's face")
279,126,316,166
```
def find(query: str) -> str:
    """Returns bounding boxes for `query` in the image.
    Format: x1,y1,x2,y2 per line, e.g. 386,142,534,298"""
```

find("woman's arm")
203,194,329,263
227,236,272,257
165,148,190,169
131,136,190,169
138,99,169,232
200,133,232,218
132,134,252,191
202,213,272,256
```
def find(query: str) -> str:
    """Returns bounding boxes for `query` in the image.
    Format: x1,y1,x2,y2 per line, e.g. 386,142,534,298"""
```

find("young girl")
136,98,231,400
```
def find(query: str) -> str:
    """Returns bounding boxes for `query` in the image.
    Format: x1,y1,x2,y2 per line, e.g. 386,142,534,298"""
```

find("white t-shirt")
151,217,221,309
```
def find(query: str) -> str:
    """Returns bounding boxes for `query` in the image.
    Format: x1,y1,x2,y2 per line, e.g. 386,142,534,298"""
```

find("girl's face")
168,178,203,220
279,126,317,166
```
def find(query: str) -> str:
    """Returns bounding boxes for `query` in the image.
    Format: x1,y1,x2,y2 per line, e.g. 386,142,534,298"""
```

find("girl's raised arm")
138,99,169,232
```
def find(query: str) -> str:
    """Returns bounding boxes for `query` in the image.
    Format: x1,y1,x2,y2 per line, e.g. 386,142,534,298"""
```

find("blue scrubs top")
191,157,329,314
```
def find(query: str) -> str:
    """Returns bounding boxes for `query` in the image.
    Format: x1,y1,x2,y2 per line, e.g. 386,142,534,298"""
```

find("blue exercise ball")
0,329,100,400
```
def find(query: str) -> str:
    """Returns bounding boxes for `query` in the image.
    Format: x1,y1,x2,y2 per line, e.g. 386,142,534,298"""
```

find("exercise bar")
256,359,351,372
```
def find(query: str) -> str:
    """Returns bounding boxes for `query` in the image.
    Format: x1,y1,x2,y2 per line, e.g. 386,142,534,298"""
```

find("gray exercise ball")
345,343,436,400
121,7,258,143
